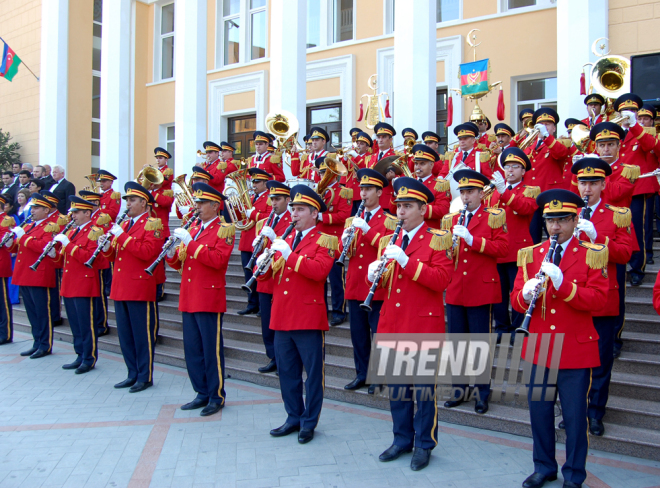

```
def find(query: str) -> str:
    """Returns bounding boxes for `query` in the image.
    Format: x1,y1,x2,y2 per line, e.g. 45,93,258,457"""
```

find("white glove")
166,245,176,259
11,227,25,240
98,234,112,252
54,234,70,247
621,110,637,126
341,228,351,248
576,218,597,241
492,171,506,194
317,212,323,222
47,247,56,259
541,262,563,290
256,252,269,269
173,228,192,246
522,278,543,301
178,206,190,216
3,236,13,248
271,239,292,260
367,261,380,282
384,244,409,268
110,223,124,237
535,123,549,138
245,208,255,218
352,217,370,233
452,225,473,246
347,150,358,158
260,225,277,242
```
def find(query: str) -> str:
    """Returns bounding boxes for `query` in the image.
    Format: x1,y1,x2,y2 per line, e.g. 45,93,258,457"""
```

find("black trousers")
324,264,345,315
93,270,109,335
347,299,382,381
613,263,626,351
493,261,523,333
102,266,112,298
64,296,97,367
0,277,12,342
390,384,438,450
241,251,259,310
258,292,275,360
20,286,53,352
588,315,616,421
49,269,62,323
629,194,649,280
114,300,157,383
182,311,225,405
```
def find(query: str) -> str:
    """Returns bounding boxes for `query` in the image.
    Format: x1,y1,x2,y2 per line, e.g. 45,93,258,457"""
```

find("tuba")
373,154,413,178
136,164,164,190
172,174,195,210
316,153,348,196
83,174,101,193
224,169,255,231
265,110,304,161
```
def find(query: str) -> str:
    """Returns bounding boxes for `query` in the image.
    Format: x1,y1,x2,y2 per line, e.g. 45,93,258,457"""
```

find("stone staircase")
11,220,660,461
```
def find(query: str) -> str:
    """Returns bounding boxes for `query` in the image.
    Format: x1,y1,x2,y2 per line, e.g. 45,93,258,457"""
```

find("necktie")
378,151,383,160
466,212,473,227
364,211,371,223
583,207,592,220
127,219,134,231
292,232,303,251
401,234,410,251
252,193,258,204
194,225,203,240
534,139,543,151
553,245,563,266
272,215,280,228
462,151,468,162
70,227,80,240
507,185,513,191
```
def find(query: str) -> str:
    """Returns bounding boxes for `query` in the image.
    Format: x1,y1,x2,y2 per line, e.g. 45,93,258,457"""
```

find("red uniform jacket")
58,222,103,298
238,191,272,253
443,206,509,307
317,182,351,238
166,218,234,313
159,165,173,191
487,184,538,263
151,188,174,237
577,203,633,317
341,208,396,301
11,218,60,288
99,188,121,222
0,214,15,278
205,158,238,202
368,148,396,209
439,148,494,180
581,113,608,128
291,151,323,182
524,135,570,191
102,214,165,302
248,152,285,182
257,227,336,331
254,211,293,295
512,239,608,369
341,153,368,203
90,210,113,270
620,124,659,196
377,227,453,333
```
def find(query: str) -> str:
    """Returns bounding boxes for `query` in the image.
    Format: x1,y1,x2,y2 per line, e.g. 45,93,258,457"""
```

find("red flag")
446,94,453,128
357,102,364,122
497,87,505,121
384,97,391,118
580,72,586,96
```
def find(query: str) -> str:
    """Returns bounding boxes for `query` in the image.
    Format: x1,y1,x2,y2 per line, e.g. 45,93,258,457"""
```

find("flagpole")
20,61,39,82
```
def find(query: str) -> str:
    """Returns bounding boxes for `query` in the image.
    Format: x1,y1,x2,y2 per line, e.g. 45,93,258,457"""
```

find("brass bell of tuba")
172,174,195,210
136,164,165,190
316,154,348,196
224,169,255,231
265,110,304,155
83,174,101,193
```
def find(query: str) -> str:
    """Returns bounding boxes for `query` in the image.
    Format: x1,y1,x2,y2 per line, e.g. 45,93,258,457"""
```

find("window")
249,0,266,60
223,0,241,65
307,104,342,147
508,0,536,8
159,3,175,79
92,0,102,172
307,0,321,48
333,0,353,43
515,77,557,130
228,115,257,159
437,0,459,23
435,89,449,153
165,125,175,164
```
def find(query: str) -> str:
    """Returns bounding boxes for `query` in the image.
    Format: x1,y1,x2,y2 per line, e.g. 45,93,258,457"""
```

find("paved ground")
1,331,660,488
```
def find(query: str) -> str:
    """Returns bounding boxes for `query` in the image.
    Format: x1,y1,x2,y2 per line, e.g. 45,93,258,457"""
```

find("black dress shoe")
410,447,431,471
256,311,261,318
475,399,489,414
62,360,82,370
20,347,37,357
258,358,277,373
444,399,463,408
129,381,153,393
558,420,565,429
0,338,12,345
75,364,93,374
522,472,557,488
378,444,412,462
330,313,346,326
52,319,63,327
589,417,604,436
114,378,137,389
30,349,50,359
270,422,300,437
631,275,643,286
157,293,167,303
563,482,581,488
368,384,378,395
344,378,366,390
200,402,223,416
181,398,208,410
613,346,622,359
237,306,259,316
298,429,314,444
647,257,655,265
97,329,109,337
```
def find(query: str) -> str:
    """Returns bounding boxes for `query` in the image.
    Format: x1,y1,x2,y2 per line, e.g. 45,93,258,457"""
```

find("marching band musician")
41,191,66,327
489,148,539,341
582,93,608,128
407,144,450,229
99,181,165,393
340,168,396,393
475,116,492,147
175,166,214,222
149,177,174,304
315,156,351,326
368,122,396,168
49,196,106,374
439,123,493,180
6,193,61,358
217,142,239,221
248,131,285,182
421,131,444,176
637,104,659,266
563,119,588,189
97,170,121,222
202,141,232,196
513,189,608,488
341,132,372,216
443,169,509,414
251,181,292,374
512,108,535,147
488,123,518,177
154,147,174,191
258,185,336,445
238,168,273,316
372,177,453,471
165,183,234,417
291,127,329,182
571,157,633,437
0,195,14,345
400,128,418,174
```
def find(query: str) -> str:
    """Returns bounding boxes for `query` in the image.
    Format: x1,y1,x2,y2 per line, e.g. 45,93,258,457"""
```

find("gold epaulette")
434,178,450,193
111,191,121,200
44,223,60,233
477,143,487,151
644,126,657,136
57,214,69,226
266,197,273,206
605,204,632,228
556,138,572,148
580,241,609,270
384,214,398,231
621,164,641,182
256,218,266,234
317,232,338,251
517,242,543,267
217,223,236,239
344,217,354,229
162,168,173,177
340,187,353,200
326,152,337,160
96,213,111,226
271,152,282,164
444,151,453,161
272,255,285,274
479,151,491,163
428,228,452,251
178,242,187,262
378,235,392,258
523,186,541,199
144,217,163,231
485,207,506,229
441,212,459,230
87,226,103,241
300,153,308,164
217,161,227,171
1,216,15,228
162,190,174,197
488,134,497,142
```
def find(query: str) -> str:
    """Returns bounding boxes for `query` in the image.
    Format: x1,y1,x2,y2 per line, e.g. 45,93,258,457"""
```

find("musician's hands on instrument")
98,234,112,252
541,262,563,289
271,239,292,260
352,217,370,233
260,225,277,242
110,224,124,237
367,261,380,282
452,225,473,246
384,244,409,268
11,227,25,240
576,218,597,241
347,150,358,158
535,123,549,138
341,229,351,248
179,206,190,215
492,171,506,194
47,247,56,259
3,237,13,248
173,228,193,246
166,245,177,259
54,234,70,248
522,278,543,301
256,252,269,269
245,208,255,218
621,110,637,126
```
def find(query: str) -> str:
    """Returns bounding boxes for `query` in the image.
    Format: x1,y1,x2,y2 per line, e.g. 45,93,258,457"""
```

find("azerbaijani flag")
460,59,489,97
0,38,22,82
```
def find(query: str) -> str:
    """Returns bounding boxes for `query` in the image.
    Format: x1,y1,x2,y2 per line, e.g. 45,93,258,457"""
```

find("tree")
0,130,21,171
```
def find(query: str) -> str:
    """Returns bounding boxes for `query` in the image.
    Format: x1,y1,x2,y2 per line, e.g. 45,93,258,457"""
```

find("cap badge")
549,200,562,210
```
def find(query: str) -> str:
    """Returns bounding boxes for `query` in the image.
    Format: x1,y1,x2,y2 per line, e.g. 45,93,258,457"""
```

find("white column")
557,0,608,126
393,0,436,146
100,0,132,188
175,0,207,184
39,0,69,170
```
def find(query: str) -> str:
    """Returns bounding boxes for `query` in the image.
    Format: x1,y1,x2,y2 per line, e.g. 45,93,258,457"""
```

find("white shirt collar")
588,199,601,213
78,220,92,231
297,225,315,239
556,236,573,257
364,205,380,217
509,181,522,190
274,209,289,219
132,211,148,224
402,221,425,242
420,174,432,183
467,205,481,217
200,216,218,229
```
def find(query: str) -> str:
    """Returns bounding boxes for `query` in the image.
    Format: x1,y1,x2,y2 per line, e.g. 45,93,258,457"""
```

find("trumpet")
242,221,296,292
518,126,541,151
30,214,75,271
146,210,201,276
0,217,32,247
85,209,130,268
336,200,365,268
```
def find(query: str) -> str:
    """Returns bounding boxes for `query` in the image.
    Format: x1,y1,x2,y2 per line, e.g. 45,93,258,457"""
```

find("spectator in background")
3,196,20,305
17,170,31,190
49,165,75,214
16,189,31,223
40,165,55,188
21,163,33,174
28,178,45,196
11,163,21,183
1,172,17,199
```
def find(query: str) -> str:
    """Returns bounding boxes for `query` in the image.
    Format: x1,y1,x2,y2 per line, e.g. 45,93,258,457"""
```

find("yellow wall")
463,0,498,19
224,90,256,111
134,2,151,177
356,0,383,40
307,78,341,100
609,0,660,58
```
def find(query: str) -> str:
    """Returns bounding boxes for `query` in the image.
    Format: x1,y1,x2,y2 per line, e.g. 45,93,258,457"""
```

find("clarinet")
573,195,591,239
451,203,469,255
84,209,130,268
242,221,296,293
145,211,201,276
336,200,366,268
245,209,276,271
30,216,76,271
0,217,32,247
360,219,404,312
516,234,559,335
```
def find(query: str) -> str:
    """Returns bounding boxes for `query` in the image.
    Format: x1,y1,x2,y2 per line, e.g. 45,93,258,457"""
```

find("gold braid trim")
605,204,632,228
621,164,641,182
434,178,450,192
580,241,609,270
272,255,286,274
57,214,70,226
1,216,15,228
217,223,236,238
162,168,173,177
87,226,104,241
178,242,187,262
44,223,60,233
644,126,657,136
384,214,398,231
111,191,121,200
442,212,458,230
485,207,506,229
256,218,266,234
344,217,354,229
144,218,163,231
479,151,491,163
96,213,111,226
317,233,339,251
271,152,282,164
378,235,391,258
523,186,541,199
163,190,174,197
300,153,308,164
428,229,452,251
340,187,353,200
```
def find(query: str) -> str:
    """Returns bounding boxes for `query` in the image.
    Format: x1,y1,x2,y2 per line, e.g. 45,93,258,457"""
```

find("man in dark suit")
48,165,75,214
35,165,56,189
1,172,17,199
11,163,21,183
17,170,31,191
